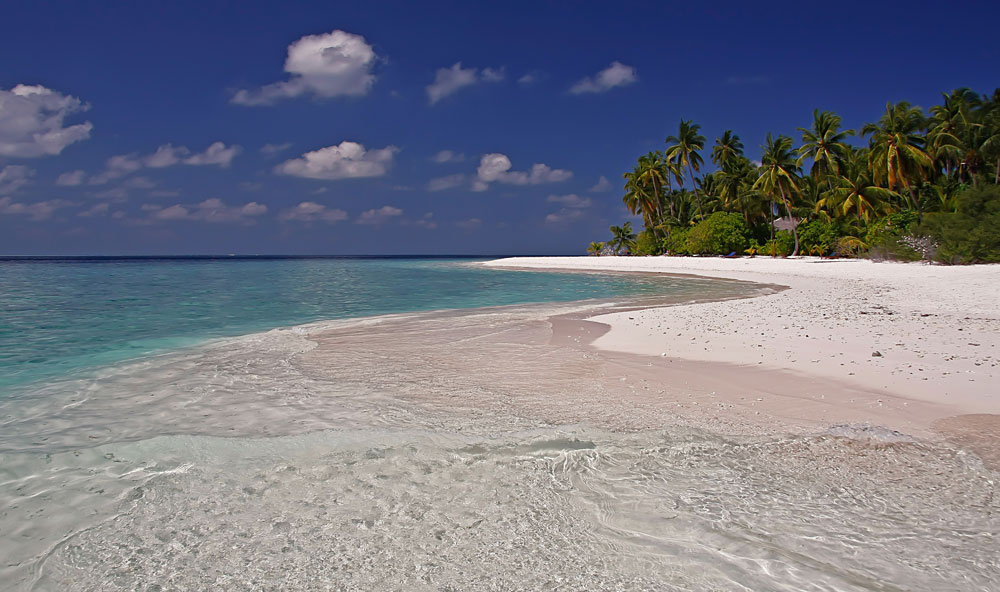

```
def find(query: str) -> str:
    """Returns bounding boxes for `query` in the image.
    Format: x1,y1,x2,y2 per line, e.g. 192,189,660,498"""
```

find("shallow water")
1,262,997,591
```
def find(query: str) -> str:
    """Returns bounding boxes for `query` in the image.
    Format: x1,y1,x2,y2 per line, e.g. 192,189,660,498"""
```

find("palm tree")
796,110,853,185
608,222,637,255
587,241,605,256
862,102,933,215
753,133,803,255
817,151,900,222
634,151,669,236
711,130,744,171
928,89,978,181
665,120,707,219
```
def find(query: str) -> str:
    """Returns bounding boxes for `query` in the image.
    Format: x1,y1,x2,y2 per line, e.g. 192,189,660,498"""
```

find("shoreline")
484,256,1000,463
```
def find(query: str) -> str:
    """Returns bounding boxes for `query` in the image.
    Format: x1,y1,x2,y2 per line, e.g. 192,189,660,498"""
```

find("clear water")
0,258,996,591
0,257,711,391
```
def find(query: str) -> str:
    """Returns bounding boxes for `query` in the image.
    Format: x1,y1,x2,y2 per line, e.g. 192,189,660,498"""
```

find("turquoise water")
0,256,702,391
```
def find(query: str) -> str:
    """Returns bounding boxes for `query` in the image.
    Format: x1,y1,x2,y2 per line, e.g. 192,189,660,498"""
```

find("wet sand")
483,256,1000,465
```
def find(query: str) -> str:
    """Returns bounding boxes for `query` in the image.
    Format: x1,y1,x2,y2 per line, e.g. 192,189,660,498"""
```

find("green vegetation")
598,87,1000,264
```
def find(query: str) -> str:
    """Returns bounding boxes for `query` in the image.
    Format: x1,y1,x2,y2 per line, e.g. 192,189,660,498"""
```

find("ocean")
0,257,996,591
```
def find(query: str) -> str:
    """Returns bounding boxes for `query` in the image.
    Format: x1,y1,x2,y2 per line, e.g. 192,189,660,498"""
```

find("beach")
485,256,1000,461
2,257,999,590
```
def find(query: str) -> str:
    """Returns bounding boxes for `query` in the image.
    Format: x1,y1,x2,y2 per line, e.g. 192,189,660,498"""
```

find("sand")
484,256,1000,454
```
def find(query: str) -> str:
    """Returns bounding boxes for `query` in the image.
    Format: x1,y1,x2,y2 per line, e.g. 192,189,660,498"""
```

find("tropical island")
591,88,1000,264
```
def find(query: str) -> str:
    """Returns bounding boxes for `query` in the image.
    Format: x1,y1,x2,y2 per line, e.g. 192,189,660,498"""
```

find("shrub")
797,219,845,256
633,229,661,256
763,231,795,257
922,185,1000,264
663,227,690,255
683,212,750,255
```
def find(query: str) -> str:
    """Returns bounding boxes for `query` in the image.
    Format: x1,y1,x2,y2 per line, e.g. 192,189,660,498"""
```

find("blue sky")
1,0,996,255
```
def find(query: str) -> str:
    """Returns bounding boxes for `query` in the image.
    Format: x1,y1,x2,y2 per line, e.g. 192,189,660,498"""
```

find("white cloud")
545,208,585,224
518,72,541,85
89,141,240,185
145,144,189,168
431,149,464,163
279,201,348,223
79,202,110,217
260,142,292,155
0,84,93,157
481,67,506,82
427,173,466,192
0,196,72,220
569,61,637,94
0,165,33,194
232,30,378,106
589,175,613,192
184,142,241,167
356,205,402,225
275,141,398,180
456,218,482,230
412,212,437,230
473,153,572,191
145,198,267,224
89,154,143,185
426,62,503,104
56,169,87,186
547,193,592,208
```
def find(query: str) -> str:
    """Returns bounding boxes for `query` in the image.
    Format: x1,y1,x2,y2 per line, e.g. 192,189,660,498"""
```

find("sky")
0,0,997,256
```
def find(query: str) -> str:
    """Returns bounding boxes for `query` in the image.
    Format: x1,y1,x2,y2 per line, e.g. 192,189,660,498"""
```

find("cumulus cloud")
410,212,438,230
0,196,72,221
260,142,292,155
426,62,504,104
517,72,543,85
232,30,378,106
589,175,613,192
0,165,33,194
89,154,143,185
278,201,348,223
56,169,87,186
144,198,267,224
275,141,398,180
547,193,592,208
431,149,464,163
545,208,585,224
0,84,93,157
427,173,466,192
79,202,110,218
473,153,572,191
356,205,402,225
89,141,241,185
145,144,189,168
184,142,241,167
569,61,637,94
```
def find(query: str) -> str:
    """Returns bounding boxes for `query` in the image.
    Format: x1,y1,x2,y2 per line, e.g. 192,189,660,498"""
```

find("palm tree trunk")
995,158,999,184
780,186,800,256
687,163,703,220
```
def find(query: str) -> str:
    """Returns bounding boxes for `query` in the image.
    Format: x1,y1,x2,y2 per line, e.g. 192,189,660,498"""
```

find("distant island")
593,88,1000,264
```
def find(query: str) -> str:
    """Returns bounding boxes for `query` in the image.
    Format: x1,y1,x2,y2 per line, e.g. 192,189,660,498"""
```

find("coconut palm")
665,120,707,219
928,89,978,180
587,241,605,256
796,110,853,184
608,222,637,255
753,133,803,255
634,151,669,236
817,152,900,222
711,130,744,171
862,102,933,214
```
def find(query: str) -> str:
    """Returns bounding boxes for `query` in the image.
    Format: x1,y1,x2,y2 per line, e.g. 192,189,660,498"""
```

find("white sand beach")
485,256,1000,460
